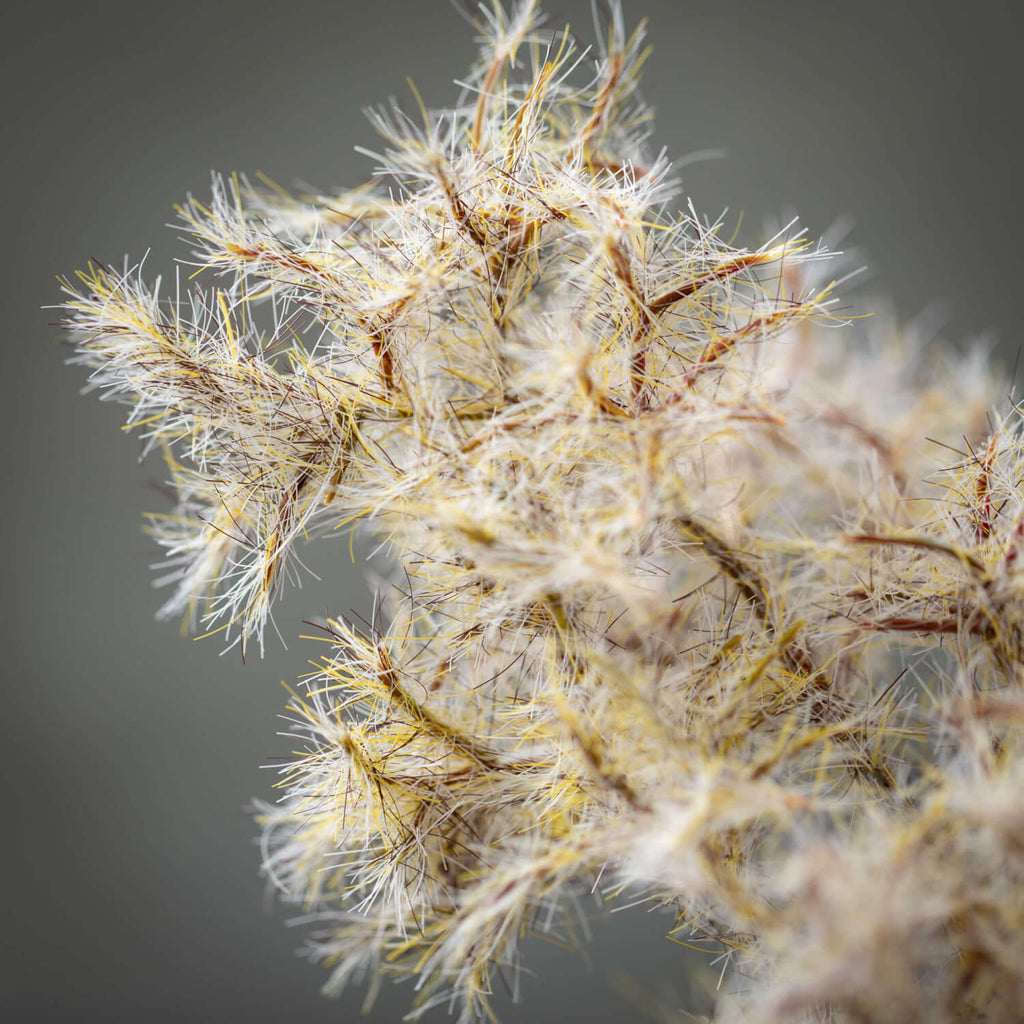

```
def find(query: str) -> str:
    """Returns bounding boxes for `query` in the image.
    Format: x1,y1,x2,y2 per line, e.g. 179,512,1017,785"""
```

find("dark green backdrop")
5,1,1021,1020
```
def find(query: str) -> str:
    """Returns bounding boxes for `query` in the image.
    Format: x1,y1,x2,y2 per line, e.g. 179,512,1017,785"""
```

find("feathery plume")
59,3,1023,1020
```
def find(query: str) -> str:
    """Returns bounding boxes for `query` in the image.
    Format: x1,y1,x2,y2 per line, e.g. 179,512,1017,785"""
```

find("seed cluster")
61,3,1024,1021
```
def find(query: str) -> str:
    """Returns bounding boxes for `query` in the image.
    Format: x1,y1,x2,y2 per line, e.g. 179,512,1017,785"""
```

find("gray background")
4,1,1021,1021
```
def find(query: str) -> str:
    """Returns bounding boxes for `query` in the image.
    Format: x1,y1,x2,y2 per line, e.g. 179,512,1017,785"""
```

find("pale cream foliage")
60,2,1024,1021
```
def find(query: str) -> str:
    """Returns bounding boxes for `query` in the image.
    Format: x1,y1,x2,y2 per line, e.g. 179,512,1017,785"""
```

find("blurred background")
4,0,1021,1020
